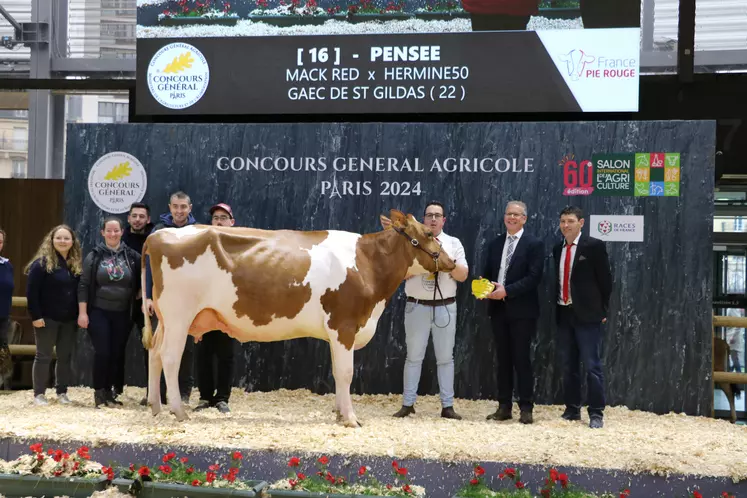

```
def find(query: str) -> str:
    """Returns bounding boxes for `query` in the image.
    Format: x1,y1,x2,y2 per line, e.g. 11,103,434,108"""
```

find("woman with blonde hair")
25,224,83,405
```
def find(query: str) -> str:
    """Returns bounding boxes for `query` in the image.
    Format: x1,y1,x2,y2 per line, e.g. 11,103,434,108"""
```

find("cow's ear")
379,215,393,230
389,209,407,227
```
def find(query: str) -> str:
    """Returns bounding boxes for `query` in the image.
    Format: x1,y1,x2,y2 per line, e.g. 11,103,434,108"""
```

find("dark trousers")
117,299,148,395
0,317,8,348
88,308,131,391
491,312,535,411
470,13,530,31
33,318,77,396
197,330,236,405
557,306,606,418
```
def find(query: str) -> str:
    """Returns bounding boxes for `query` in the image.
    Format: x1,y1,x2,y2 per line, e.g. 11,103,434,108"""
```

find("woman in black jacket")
78,216,141,408
24,225,83,406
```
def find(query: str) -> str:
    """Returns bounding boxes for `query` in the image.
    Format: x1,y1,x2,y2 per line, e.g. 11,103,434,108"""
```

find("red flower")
180,457,189,464
470,478,479,485
186,467,194,474
73,462,80,471
325,472,336,483
297,473,307,480
474,465,485,476
29,443,43,454
54,470,63,477
558,473,569,488
336,476,346,484
386,484,393,490
162,452,176,463
206,472,216,483
289,478,298,487
53,450,63,462
191,479,201,487
499,473,505,479
550,468,559,481
693,492,703,498
209,464,221,471
48,449,54,455
542,490,551,498
229,467,239,475
403,484,412,494
224,472,237,483
505,468,516,478
392,461,399,468
620,489,631,498
396,467,408,476
233,451,243,460
102,466,114,480
158,465,172,475
288,457,301,467
359,466,367,476
516,481,525,489
138,466,150,477
318,456,329,465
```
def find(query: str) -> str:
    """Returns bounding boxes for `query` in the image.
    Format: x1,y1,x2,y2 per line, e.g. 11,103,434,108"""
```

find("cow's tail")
141,239,153,350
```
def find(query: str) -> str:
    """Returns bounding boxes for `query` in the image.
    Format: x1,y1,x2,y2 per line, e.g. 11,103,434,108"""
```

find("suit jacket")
553,234,613,324
483,232,544,320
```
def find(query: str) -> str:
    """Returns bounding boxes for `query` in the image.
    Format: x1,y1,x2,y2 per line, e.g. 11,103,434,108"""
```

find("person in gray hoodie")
78,216,141,408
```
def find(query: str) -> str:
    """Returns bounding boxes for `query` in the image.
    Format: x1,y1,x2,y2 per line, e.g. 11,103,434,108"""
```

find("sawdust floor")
0,387,745,481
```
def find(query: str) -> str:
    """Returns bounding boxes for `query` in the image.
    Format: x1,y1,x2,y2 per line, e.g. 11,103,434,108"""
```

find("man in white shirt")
393,201,469,420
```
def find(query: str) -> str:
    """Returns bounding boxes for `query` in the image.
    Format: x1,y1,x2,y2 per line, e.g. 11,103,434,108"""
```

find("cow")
140,209,457,426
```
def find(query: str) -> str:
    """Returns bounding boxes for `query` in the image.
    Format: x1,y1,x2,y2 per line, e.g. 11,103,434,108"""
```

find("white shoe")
57,393,72,405
34,394,48,406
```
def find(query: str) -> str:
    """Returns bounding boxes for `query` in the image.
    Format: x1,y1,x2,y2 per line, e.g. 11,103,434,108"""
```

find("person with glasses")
393,201,469,420
482,201,544,424
194,203,238,414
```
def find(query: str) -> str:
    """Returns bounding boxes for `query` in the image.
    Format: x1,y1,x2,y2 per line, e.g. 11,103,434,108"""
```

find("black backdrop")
64,120,715,416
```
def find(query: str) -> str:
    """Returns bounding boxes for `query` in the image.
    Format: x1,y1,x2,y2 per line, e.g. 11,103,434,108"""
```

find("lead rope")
431,251,451,329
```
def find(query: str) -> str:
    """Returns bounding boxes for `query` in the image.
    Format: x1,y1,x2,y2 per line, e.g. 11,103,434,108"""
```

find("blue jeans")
402,301,457,408
557,307,606,417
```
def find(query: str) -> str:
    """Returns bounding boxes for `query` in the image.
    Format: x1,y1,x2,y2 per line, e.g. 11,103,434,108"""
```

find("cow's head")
380,209,456,276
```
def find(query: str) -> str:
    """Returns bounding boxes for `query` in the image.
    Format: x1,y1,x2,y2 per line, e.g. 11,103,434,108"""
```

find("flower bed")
117,449,267,497
158,0,240,26
414,0,468,19
453,465,739,498
0,442,112,497
268,455,426,496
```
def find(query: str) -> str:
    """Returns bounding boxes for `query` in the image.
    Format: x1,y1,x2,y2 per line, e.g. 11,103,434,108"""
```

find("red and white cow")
140,209,456,426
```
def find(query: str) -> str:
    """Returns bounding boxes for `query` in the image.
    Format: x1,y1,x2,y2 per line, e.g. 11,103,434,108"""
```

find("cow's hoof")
173,410,189,422
343,418,362,428
150,406,161,416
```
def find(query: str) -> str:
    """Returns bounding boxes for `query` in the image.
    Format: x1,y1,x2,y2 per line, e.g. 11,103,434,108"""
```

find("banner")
64,121,715,416
135,0,640,115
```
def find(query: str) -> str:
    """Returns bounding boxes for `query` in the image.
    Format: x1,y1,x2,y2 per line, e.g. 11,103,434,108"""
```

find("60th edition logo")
562,152,681,197
147,42,210,110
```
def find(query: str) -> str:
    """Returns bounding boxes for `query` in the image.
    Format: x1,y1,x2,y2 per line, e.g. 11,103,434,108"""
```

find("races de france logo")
147,42,210,109
597,220,613,235
88,152,147,214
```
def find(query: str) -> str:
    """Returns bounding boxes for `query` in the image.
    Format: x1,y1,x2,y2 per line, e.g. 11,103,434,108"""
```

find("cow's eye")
426,232,433,238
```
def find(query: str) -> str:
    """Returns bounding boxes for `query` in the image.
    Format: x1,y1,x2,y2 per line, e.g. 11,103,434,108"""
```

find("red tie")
562,242,574,303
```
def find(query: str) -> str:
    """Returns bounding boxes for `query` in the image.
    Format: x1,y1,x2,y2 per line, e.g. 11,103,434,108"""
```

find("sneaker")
194,400,211,411
215,401,230,414
34,394,48,406
57,393,72,405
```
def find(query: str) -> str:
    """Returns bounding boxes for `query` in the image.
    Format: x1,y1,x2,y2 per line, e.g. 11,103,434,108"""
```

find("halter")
393,226,452,327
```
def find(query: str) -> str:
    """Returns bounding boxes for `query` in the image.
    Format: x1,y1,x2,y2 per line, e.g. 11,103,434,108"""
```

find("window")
11,159,26,178
98,101,129,123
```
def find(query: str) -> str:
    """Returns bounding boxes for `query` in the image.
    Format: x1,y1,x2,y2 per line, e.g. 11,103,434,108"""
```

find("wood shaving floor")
0,387,745,481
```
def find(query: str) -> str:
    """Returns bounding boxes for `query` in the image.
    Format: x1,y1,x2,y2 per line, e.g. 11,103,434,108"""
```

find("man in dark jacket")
483,201,544,424
122,202,153,402
144,191,197,407
553,205,612,429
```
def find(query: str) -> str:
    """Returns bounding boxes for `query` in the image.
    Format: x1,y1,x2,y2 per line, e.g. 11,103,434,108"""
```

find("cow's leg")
159,318,194,422
328,343,343,422
328,332,360,428
148,321,164,416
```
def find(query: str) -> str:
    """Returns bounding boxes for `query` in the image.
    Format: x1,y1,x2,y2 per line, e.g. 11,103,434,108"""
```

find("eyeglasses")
212,215,231,222
424,213,444,220
504,212,525,218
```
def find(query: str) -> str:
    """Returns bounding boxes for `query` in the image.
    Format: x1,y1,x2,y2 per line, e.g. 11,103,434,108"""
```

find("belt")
406,296,456,306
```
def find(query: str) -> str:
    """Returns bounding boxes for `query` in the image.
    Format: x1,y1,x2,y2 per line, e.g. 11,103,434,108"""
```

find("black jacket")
25,255,79,322
553,234,613,323
122,223,154,256
483,232,545,320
